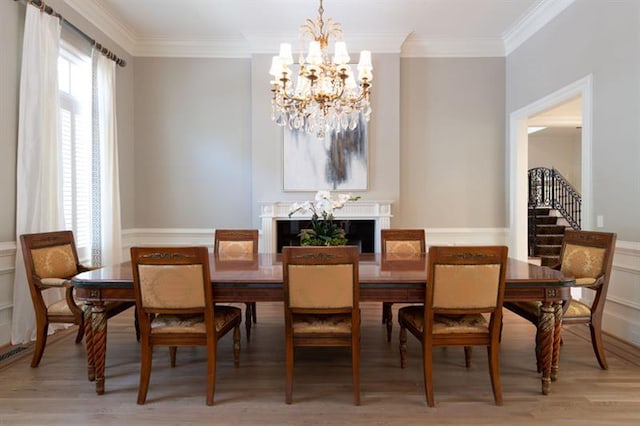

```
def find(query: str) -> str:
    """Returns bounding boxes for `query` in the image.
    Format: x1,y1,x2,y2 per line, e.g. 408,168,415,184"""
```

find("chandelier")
269,0,373,139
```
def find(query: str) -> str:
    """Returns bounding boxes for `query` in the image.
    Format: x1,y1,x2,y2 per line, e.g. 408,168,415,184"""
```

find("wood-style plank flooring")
1,303,639,425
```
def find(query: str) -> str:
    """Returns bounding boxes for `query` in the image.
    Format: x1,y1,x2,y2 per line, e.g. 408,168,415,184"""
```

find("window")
58,43,92,260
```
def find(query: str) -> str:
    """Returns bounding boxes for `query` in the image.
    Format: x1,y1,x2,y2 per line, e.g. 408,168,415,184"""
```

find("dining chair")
282,245,361,405
505,230,617,369
398,245,509,406
130,246,241,405
381,229,426,342
214,229,259,340
20,230,133,368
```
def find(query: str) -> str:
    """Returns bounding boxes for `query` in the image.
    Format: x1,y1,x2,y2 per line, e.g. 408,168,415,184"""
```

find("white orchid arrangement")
288,190,360,246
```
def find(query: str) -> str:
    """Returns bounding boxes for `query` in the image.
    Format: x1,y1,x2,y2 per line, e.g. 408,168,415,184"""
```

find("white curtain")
93,52,122,266
12,6,64,345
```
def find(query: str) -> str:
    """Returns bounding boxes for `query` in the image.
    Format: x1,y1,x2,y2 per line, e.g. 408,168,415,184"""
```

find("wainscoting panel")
603,241,640,346
121,228,215,260
0,242,17,346
424,227,509,246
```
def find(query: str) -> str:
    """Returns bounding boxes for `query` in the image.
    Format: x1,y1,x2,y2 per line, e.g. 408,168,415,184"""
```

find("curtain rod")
14,0,126,67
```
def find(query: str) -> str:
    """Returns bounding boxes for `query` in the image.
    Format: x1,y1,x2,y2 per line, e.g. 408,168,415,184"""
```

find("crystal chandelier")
269,0,373,139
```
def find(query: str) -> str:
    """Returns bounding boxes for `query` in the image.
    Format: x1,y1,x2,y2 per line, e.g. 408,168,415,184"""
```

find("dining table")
72,253,574,397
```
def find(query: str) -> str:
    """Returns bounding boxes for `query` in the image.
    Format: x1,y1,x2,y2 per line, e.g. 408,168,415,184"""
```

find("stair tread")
536,244,562,248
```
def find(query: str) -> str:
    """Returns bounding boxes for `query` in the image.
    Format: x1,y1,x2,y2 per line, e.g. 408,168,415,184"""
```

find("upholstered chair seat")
399,306,489,334
509,298,593,322
292,313,353,334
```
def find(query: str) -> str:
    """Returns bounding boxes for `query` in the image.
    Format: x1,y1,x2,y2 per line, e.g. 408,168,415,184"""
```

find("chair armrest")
39,277,71,288
77,264,101,273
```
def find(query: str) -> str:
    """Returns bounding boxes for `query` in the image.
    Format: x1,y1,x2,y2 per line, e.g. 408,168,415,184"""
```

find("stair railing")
528,167,581,229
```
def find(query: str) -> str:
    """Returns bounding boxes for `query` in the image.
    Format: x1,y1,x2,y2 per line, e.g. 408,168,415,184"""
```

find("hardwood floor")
1,303,639,425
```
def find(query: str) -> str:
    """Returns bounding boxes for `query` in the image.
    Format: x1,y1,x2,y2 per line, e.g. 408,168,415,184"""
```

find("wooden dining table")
72,253,574,397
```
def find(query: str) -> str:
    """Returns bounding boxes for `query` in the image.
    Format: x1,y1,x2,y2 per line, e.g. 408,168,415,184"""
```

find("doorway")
508,75,593,260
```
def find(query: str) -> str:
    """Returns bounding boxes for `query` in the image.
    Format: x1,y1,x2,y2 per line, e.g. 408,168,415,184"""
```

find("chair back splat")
131,246,241,405
282,245,360,405
380,229,426,341
398,245,509,407
214,229,259,339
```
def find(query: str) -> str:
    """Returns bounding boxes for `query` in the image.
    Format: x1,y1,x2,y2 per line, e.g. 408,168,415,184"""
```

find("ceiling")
64,0,575,57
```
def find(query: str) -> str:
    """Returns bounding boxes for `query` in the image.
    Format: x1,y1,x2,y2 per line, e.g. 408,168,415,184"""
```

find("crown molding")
401,37,505,58
243,32,410,55
63,0,574,59
64,0,137,55
503,0,576,56
134,37,251,58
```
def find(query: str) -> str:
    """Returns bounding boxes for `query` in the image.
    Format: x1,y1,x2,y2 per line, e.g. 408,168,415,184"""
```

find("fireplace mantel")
259,200,393,253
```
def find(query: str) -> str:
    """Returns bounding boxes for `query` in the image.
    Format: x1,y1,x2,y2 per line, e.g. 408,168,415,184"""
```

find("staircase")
528,167,582,266
528,206,567,266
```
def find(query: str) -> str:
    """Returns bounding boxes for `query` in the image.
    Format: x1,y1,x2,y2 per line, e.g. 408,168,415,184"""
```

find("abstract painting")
283,115,368,191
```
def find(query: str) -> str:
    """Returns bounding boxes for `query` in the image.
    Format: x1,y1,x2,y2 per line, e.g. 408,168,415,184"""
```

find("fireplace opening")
276,219,375,253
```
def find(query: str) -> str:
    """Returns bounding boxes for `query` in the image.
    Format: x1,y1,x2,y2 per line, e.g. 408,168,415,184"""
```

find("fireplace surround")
259,200,392,253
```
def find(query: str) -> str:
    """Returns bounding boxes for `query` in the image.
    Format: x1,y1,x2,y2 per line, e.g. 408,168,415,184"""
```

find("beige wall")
399,57,506,228
133,57,252,228
0,1,23,242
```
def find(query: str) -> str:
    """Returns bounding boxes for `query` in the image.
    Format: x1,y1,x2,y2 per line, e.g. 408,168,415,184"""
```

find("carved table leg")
551,301,563,382
537,301,555,395
83,304,95,382
91,303,108,395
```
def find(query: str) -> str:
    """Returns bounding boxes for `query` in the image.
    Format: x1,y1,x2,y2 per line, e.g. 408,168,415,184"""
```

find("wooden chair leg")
233,325,241,368
245,305,252,342
206,342,216,406
423,344,435,407
464,346,472,368
31,320,49,368
169,346,177,367
590,321,608,370
74,320,85,344
535,326,542,373
352,336,361,406
137,342,152,404
285,336,294,404
487,344,503,405
399,325,408,368
134,309,141,342
250,302,257,323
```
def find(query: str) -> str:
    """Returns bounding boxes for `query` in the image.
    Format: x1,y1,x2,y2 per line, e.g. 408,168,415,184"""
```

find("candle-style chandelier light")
269,0,373,139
